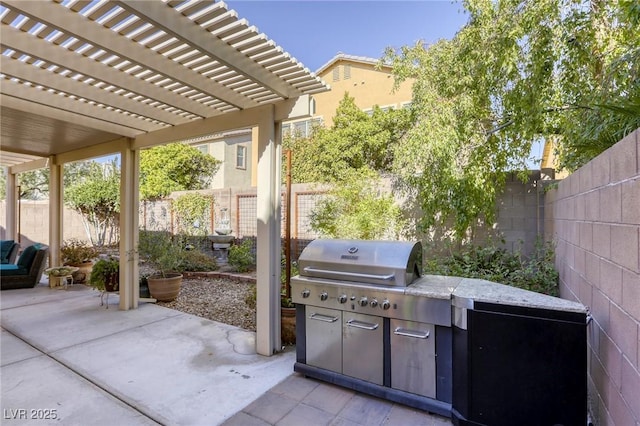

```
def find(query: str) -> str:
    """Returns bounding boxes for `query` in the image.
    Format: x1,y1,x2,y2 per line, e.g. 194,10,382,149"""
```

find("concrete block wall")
545,129,640,426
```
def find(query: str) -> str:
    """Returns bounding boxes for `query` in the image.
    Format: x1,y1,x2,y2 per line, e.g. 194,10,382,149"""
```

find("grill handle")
393,327,430,339
309,313,339,323
347,319,379,330
303,267,395,282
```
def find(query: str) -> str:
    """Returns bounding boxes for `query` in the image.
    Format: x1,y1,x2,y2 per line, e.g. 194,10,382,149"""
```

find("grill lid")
297,239,422,287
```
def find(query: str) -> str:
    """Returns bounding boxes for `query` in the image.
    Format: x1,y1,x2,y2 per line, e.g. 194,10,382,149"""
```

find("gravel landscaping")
156,276,257,332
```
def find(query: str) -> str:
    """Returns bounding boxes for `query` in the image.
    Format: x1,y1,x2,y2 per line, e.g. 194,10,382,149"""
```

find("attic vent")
344,65,351,80
332,68,340,82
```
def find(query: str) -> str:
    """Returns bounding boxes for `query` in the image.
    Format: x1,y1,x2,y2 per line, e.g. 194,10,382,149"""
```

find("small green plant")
424,239,559,296
138,230,186,277
89,257,119,291
61,239,99,265
228,239,255,273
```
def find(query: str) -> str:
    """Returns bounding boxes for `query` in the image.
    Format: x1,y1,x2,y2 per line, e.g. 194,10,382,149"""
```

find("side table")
44,266,79,290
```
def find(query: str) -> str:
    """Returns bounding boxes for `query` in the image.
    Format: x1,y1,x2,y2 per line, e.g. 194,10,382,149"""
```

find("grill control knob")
338,294,348,304
370,299,378,308
320,291,328,301
301,289,310,298
381,300,391,310
359,297,368,307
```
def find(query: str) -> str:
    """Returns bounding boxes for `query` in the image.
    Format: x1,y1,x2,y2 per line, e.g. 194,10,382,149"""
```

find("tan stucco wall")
310,59,413,127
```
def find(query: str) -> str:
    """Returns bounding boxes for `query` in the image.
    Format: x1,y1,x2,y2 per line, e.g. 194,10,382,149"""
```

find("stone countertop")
406,274,587,314
406,275,464,300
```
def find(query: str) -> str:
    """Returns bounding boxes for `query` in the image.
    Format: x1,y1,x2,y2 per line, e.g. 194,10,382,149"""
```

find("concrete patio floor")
1,280,452,426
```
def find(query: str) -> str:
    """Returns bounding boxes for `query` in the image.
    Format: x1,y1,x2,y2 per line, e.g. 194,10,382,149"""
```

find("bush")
228,239,255,273
61,239,99,265
424,240,559,296
178,250,217,272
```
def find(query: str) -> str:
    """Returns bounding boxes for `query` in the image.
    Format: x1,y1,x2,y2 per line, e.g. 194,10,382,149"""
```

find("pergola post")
119,143,140,310
255,105,282,355
5,168,17,242
48,157,63,267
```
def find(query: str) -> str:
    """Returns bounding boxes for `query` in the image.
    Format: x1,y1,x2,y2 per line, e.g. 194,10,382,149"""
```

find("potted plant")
138,230,185,302
61,239,99,284
88,256,119,293
280,258,298,345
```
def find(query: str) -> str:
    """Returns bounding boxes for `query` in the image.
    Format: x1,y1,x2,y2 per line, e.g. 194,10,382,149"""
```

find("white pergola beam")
1,95,142,138
120,1,297,100
0,25,207,124
2,0,255,112
1,71,165,133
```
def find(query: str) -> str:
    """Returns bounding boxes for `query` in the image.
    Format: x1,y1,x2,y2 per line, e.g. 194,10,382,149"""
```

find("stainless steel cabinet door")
306,305,342,373
390,319,436,398
343,312,384,385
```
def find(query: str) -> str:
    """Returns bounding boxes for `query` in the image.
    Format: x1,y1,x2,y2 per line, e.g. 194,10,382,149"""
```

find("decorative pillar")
48,157,63,267
255,105,282,355
119,143,140,310
5,168,17,241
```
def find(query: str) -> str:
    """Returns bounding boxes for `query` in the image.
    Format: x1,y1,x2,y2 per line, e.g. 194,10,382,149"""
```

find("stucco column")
5,168,17,241
48,157,63,267
119,144,140,310
255,105,282,355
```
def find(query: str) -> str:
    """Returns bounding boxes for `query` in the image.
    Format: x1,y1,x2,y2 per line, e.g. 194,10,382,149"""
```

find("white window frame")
236,145,247,170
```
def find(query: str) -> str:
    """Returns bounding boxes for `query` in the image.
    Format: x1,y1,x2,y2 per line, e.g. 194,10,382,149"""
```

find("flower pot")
281,306,296,345
147,273,182,302
104,273,119,292
67,261,93,284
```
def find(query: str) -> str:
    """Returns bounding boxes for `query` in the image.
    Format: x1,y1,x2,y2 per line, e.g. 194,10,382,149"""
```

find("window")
196,144,208,155
281,118,323,138
236,145,246,169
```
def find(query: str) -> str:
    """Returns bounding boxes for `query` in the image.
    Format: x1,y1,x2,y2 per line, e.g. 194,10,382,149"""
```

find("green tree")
140,143,221,200
65,160,120,246
284,94,411,240
173,192,213,236
383,0,639,238
284,93,411,183
0,161,98,200
310,168,405,240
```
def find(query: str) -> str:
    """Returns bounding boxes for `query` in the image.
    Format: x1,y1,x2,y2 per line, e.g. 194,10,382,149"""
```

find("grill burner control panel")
291,277,451,326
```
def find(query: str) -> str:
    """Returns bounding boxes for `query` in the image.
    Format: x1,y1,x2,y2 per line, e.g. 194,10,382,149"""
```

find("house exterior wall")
312,58,413,127
544,129,640,426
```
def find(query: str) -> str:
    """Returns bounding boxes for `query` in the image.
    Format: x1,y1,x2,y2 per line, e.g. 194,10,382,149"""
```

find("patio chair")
1,240,19,264
0,244,49,290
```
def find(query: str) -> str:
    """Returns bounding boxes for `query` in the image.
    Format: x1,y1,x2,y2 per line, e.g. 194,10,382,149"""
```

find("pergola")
0,0,329,355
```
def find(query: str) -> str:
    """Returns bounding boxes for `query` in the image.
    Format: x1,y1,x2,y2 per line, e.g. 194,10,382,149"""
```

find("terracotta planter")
281,306,296,345
67,261,93,284
148,273,182,302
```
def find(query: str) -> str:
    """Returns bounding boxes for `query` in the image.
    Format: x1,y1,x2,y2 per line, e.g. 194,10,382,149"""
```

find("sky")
225,0,469,72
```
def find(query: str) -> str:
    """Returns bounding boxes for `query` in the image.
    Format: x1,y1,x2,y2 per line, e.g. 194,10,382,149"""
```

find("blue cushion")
0,264,19,271
0,240,15,260
17,245,37,268
0,264,27,275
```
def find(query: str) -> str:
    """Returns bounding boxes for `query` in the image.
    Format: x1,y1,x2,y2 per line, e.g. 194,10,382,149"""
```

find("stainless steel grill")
292,239,452,416
291,238,588,425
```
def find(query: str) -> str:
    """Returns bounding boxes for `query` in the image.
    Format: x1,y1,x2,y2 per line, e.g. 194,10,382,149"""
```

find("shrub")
424,239,559,296
228,239,255,273
61,239,99,265
178,250,217,272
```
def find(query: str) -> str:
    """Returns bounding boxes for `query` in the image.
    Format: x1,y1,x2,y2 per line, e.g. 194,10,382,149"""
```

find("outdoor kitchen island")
291,240,588,426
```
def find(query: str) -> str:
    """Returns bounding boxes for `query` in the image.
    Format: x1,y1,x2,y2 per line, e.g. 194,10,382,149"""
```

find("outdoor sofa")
0,244,49,290
1,240,19,264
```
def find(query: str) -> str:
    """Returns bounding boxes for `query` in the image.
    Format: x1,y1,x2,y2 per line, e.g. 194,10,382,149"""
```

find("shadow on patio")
1,280,453,426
